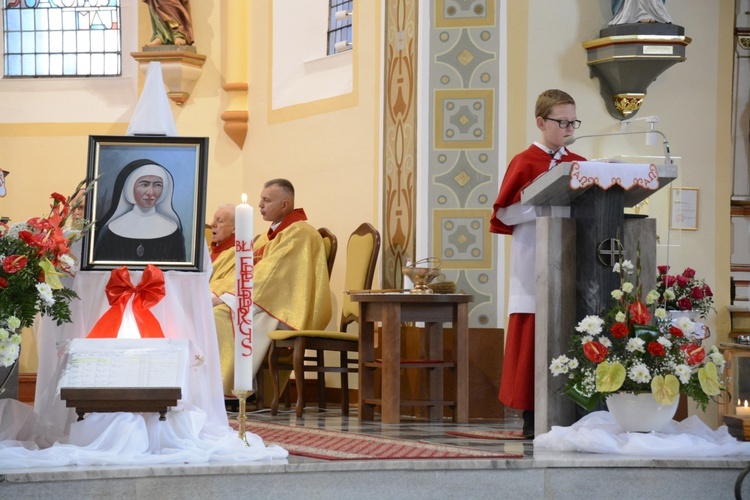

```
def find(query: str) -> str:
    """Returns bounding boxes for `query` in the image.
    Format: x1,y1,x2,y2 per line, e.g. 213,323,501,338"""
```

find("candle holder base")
231,389,256,446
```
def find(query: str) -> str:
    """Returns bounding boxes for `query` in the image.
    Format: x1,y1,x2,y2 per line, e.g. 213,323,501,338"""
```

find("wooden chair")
255,227,337,408
267,222,380,417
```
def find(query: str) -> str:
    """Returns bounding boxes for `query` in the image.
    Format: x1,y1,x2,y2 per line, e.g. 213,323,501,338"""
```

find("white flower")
615,311,626,323
10,334,21,345
674,317,696,336
626,337,646,353
580,335,594,345
654,308,667,320
621,282,634,294
612,263,621,273
622,260,635,275
0,328,8,341
674,364,692,384
7,316,20,330
550,356,570,376
646,290,660,305
708,350,726,370
36,283,55,307
0,344,18,367
568,358,579,370
628,363,651,384
657,336,673,349
664,289,676,301
576,315,604,335
60,253,76,272
611,289,624,300
598,336,612,348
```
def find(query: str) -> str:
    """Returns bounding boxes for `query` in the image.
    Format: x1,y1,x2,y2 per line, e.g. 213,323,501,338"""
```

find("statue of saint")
609,0,672,26
143,0,194,46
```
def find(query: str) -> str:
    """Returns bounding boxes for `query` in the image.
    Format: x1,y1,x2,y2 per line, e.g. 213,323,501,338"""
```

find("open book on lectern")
520,160,678,208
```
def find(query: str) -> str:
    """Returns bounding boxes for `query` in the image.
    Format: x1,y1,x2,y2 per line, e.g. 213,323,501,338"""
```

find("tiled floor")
238,402,533,461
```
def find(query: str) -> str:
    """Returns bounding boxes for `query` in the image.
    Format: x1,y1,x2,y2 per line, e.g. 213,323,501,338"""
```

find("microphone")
564,130,672,165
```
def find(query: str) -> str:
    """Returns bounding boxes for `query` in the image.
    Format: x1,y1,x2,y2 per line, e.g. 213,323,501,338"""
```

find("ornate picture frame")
81,135,209,272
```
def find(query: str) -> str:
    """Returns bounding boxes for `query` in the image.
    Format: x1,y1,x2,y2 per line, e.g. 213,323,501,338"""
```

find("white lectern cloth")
0,249,288,468
535,411,750,456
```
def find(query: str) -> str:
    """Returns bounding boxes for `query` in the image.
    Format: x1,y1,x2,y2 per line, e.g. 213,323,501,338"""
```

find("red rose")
647,341,665,357
682,268,696,279
583,341,609,363
629,300,652,325
690,286,704,300
2,255,28,274
658,265,670,275
610,322,629,339
677,297,693,310
669,325,684,337
704,285,713,297
0,277,7,288
681,344,706,365
662,275,676,288
676,275,690,288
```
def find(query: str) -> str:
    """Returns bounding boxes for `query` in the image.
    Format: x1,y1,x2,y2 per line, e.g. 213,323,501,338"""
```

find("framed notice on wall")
670,187,699,231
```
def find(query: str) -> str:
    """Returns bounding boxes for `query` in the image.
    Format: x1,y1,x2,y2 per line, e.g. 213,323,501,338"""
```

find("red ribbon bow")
87,265,166,339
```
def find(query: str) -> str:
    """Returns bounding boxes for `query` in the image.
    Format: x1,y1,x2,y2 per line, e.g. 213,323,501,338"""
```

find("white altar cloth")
0,248,288,468
568,161,659,191
534,411,750,457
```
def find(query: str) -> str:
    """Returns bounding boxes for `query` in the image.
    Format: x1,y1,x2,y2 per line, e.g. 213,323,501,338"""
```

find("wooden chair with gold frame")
267,222,380,417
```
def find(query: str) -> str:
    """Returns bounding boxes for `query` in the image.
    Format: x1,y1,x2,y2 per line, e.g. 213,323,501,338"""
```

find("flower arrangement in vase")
655,265,715,320
0,181,92,368
549,250,726,412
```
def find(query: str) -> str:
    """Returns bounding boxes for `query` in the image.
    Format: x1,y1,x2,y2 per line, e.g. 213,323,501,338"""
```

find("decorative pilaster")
221,0,249,149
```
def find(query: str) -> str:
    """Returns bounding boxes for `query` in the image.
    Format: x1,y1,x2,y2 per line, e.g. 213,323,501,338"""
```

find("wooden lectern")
520,161,677,436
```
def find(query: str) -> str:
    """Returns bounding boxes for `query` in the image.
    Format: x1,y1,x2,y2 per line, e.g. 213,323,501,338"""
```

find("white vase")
606,392,679,432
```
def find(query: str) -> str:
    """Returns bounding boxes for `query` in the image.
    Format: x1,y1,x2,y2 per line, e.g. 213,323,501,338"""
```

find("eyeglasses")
544,117,581,129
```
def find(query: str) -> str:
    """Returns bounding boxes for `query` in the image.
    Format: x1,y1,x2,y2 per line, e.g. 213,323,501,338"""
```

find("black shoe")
522,410,534,439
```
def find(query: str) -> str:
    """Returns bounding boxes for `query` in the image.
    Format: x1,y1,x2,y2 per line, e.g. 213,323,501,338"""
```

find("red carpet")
445,429,526,440
232,420,523,460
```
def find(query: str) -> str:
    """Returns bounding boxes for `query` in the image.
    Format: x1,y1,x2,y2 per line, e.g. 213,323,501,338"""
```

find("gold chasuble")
210,238,238,396
253,209,332,332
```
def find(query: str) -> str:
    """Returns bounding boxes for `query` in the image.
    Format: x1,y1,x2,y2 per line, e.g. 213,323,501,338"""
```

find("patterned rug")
445,429,527,440
231,420,523,460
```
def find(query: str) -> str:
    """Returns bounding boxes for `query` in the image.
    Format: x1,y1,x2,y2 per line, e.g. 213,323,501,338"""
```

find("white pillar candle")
737,399,750,418
234,193,254,391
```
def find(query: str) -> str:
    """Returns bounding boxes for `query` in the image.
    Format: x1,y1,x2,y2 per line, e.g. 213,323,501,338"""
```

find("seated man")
250,178,332,379
207,203,237,397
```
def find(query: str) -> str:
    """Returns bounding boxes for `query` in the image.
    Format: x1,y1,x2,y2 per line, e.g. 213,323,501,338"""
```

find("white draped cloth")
535,411,750,456
0,248,287,468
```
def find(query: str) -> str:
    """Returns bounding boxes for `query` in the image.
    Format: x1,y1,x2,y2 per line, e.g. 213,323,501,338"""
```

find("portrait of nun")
93,159,186,262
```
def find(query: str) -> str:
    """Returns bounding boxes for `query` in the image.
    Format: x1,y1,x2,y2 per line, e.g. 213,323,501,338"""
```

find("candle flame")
241,193,247,204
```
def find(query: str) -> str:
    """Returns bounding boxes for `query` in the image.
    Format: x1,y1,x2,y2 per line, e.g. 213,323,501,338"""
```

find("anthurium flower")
583,340,609,363
651,374,680,405
681,344,706,365
669,325,684,337
629,300,651,325
595,361,626,392
39,258,64,290
698,362,721,396
2,255,28,274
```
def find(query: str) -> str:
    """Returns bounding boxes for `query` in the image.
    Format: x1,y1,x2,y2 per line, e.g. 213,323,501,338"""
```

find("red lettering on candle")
236,240,252,252
236,254,254,356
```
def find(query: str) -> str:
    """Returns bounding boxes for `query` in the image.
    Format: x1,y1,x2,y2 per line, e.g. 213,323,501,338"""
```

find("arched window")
3,0,121,77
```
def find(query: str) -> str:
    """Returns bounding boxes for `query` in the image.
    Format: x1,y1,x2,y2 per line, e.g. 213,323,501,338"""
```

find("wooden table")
350,293,473,424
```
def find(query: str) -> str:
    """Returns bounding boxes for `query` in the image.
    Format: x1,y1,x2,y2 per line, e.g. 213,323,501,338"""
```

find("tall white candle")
737,399,750,418
234,193,254,391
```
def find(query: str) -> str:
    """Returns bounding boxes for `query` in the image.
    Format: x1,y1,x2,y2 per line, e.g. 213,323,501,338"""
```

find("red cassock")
491,144,585,410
